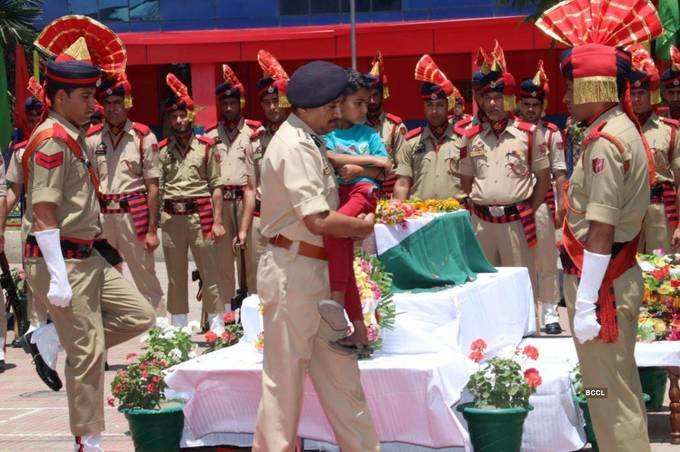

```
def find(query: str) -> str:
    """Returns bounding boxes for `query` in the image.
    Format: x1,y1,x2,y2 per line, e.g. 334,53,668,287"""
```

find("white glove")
34,229,72,308
574,249,611,344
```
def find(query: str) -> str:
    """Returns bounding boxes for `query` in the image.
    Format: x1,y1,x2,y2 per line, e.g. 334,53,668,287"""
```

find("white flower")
139,334,149,344
181,326,192,335
188,321,201,333
155,317,170,331
163,330,176,340
170,348,182,360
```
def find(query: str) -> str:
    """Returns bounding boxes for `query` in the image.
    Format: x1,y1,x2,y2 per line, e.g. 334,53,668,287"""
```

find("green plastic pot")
638,367,668,411
457,402,533,452
573,393,650,452
120,402,184,452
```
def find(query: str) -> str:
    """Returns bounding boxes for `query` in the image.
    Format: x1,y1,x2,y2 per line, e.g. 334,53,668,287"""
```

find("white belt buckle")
489,206,506,218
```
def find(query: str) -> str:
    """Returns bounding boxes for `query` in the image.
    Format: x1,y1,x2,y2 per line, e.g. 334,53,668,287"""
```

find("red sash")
650,181,679,230
100,192,150,240
561,219,639,343
545,187,556,222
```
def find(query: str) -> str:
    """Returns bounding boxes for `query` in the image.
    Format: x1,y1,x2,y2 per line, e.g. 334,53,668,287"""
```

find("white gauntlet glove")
35,229,72,308
574,250,611,344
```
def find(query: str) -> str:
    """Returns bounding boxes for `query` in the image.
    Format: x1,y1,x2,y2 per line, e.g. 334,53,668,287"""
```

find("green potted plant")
204,312,243,353
110,323,198,451
457,339,541,452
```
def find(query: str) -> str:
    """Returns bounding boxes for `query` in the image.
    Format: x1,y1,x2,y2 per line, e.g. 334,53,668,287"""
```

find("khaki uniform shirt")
259,113,338,247
395,124,465,200
6,145,25,185
24,111,101,240
538,121,567,175
246,123,278,201
85,120,160,195
459,117,550,205
641,113,680,184
367,112,407,160
205,118,256,187
159,134,221,199
566,105,650,243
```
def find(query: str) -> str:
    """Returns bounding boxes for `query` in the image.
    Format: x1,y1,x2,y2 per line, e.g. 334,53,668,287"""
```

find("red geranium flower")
470,338,487,352
205,331,218,344
141,370,149,379
223,311,236,324
107,397,115,407
671,279,680,288
522,345,539,360
524,368,542,389
221,331,235,343
469,350,484,363
146,383,155,393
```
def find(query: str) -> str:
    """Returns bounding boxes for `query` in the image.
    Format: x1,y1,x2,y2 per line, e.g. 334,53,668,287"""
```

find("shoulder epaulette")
454,117,481,138
86,123,104,137
515,120,537,133
204,122,218,133
405,127,423,140
12,140,28,151
385,113,403,124
542,120,559,132
250,127,263,141
158,138,168,149
197,135,215,147
132,122,151,136
582,121,608,148
661,117,680,129
245,119,262,130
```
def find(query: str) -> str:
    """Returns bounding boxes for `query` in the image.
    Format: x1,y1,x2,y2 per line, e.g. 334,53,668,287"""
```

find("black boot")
544,322,563,335
21,331,63,391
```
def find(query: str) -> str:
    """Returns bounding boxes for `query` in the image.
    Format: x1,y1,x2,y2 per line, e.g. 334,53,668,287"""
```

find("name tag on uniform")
95,143,107,155
470,144,486,158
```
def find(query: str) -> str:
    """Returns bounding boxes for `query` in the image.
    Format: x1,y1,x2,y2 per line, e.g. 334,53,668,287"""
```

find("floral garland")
637,251,680,342
375,198,462,225
353,250,396,358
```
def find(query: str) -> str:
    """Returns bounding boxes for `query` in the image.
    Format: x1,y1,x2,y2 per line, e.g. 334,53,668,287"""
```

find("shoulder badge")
12,140,28,152
405,127,423,140
661,117,680,129
245,119,263,130
542,120,558,132
132,122,151,136
86,123,104,137
385,113,403,124
197,135,215,147
515,120,537,134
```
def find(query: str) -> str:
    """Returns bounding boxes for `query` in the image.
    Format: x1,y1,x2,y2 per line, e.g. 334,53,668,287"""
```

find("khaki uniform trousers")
161,211,223,315
253,245,379,452
215,200,243,302
26,252,155,436
472,214,538,298
640,203,672,253
102,212,165,315
532,203,560,325
26,279,49,328
0,290,5,359
246,215,267,293
564,267,650,452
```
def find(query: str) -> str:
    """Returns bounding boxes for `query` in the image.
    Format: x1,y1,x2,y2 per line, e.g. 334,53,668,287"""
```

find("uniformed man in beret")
536,1,658,448
517,62,566,335
628,44,680,252
85,72,166,319
661,45,680,121
23,26,154,450
253,60,379,452
459,42,550,301
160,74,226,333
205,64,257,306
394,54,466,202
245,50,291,293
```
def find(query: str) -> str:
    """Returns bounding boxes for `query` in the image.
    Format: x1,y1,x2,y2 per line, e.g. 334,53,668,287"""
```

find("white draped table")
166,267,536,449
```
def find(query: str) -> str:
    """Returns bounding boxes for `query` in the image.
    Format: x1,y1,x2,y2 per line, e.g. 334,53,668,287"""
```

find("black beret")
472,70,504,92
518,78,545,100
25,96,44,112
629,70,651,89
46,60,100,89
215,82,241,99
420,82,447,100
661,68,680,88
287,61,348,108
